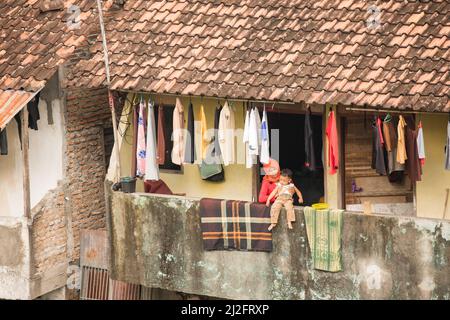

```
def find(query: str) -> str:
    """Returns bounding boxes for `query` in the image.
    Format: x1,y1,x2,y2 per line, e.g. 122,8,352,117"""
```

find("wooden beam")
131,98,137,178
252,164,260,202
21,107,31,219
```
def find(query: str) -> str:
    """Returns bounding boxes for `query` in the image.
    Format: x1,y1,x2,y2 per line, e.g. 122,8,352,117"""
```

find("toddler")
266,169,303,230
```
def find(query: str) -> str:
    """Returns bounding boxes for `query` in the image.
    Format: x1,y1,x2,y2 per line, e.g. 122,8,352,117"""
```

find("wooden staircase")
344,115,412,205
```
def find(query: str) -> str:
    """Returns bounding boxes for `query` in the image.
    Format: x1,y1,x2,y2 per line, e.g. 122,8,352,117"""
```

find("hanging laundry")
183,101,195,164
199,104,211,160
28,92,41,130
0,129,8,155
404,116,422,183
145,101,159,181
243,107,255,168
172,97,185,165
371,116,387,175
304,106,316,171
325,108,339,175
14,113,22,148
417,120,426,166
156,105,166,165
396,115,407,165
304,207,344,272
136,97,147,177
255,107,262,154
212,104,222,158
260,107,270,164
218,101,236,166
446,120,450,170
248,107,260,157
382,114,393,152
383,115,405,181
200,198,272,252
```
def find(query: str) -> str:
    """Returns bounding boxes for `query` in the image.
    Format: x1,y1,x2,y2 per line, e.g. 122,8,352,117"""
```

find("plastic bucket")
120,177,136,193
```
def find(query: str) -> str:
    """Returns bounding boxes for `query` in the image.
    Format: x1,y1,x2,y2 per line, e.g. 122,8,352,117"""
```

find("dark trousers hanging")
28,92,41,130
184,102,196,163
0,129,8,155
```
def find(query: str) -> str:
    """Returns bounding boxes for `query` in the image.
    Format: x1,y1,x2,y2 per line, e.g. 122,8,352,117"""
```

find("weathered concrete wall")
108,190,450,300
0,217,31,299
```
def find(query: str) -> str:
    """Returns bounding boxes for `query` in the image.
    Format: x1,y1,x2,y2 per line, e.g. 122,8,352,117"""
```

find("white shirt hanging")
171,97,185,165
248,108,259,156
417,121,426,165
255,108,262,154
218,101,236,166
243,108,255,168
136,97,146,177
260,107,270,164
145,101,160,180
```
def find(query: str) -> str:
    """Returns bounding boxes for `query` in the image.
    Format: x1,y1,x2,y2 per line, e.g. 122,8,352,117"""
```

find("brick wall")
31,184,67,276
29,86,113,297
26,6,117,298
65,87,112,262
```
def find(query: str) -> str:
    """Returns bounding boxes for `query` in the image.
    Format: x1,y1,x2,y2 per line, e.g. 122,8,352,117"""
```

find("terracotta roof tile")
0,0,98,92
0,89,36,129
67,0,449,111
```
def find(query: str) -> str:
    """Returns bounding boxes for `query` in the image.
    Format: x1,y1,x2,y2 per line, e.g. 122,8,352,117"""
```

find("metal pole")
116,89,296,105
96,0,121,182
21,107,30,219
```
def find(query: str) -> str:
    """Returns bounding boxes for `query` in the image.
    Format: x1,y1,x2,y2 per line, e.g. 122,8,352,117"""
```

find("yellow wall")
118,94,253,201
416,114,450,220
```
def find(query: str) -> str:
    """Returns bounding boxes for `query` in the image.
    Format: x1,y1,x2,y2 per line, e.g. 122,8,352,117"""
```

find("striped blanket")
303,207,344,272
200,198,272,252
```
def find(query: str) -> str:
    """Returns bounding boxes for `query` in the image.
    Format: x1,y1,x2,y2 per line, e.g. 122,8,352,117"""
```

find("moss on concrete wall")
108,190,450,300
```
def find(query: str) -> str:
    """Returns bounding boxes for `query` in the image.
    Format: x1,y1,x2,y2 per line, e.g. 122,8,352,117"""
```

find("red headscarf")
263,158,280,183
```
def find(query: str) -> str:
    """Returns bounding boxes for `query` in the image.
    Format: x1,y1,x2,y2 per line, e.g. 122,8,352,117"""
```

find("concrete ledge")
30,263,67,300
108,190,450,300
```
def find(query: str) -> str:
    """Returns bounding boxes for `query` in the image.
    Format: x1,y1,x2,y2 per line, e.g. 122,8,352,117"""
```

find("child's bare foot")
288,222,293,229
268,224,276,231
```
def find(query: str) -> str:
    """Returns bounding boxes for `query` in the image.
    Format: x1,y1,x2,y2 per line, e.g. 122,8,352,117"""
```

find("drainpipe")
96,0,121,183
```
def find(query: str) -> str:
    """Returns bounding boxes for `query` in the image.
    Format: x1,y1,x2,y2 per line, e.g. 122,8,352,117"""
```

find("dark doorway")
265,111,324,206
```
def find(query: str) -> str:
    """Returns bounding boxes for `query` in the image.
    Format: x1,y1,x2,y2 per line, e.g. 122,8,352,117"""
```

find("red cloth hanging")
326,110,339,175
156,105,166,165
376,117,384,145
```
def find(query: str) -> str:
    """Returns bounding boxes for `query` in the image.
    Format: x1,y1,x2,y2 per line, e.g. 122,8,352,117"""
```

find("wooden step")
346,190,412,198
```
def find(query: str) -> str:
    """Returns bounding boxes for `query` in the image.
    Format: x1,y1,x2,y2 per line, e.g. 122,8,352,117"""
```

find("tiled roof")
0,89,36,129
68,0,450,111
0,0,98,92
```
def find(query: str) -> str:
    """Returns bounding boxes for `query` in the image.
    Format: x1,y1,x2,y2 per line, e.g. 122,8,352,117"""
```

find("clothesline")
346,107,450,116
117,89,296,105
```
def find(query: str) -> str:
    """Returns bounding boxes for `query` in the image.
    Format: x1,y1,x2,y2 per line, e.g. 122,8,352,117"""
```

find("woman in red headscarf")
258,158,280,204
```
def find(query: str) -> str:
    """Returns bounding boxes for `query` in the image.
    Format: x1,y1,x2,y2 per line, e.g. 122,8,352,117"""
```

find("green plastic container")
120,177,136,193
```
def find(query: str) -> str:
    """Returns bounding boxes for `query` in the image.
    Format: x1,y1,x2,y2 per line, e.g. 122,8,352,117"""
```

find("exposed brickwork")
65,87,112,262
31,185,67,276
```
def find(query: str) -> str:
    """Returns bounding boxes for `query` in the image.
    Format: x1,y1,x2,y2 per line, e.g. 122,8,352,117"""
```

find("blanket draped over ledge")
200,198,272,252
304,207,344,272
